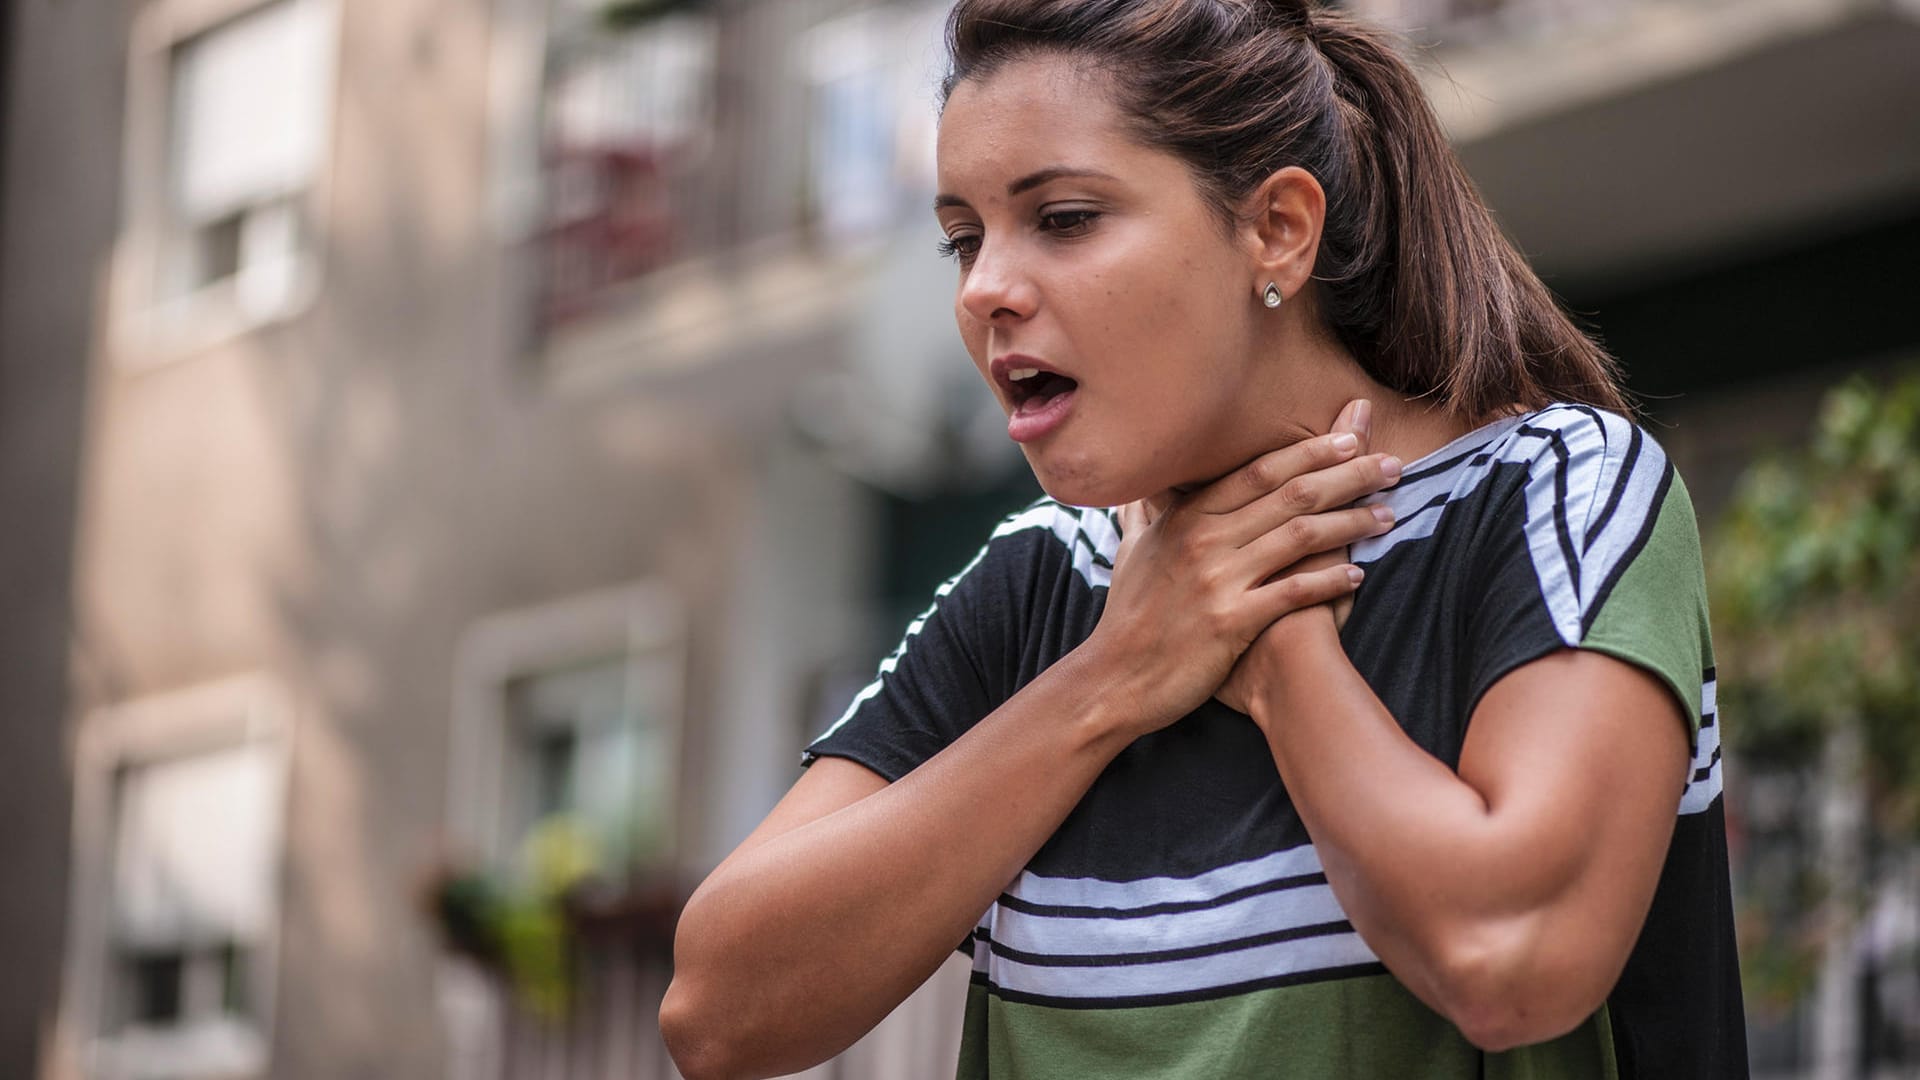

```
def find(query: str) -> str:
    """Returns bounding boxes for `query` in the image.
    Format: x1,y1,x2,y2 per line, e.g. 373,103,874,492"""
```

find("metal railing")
1345,0,1692,44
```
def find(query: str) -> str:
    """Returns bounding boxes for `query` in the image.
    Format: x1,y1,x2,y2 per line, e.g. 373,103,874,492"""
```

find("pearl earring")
1263,282,1283,309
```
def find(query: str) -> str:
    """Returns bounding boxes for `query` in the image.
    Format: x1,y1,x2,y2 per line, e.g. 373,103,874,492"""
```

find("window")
105,744,282,1067
59,676,292,1080
112,0,339,362
504,653,677,871
449,582,685,876
800,4,945,248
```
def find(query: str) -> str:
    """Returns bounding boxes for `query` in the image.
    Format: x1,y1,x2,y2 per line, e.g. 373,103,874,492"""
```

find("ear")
1236,165,1326,305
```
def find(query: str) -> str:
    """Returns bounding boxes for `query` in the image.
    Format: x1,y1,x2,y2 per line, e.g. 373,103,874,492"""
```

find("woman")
661,1,1745,1077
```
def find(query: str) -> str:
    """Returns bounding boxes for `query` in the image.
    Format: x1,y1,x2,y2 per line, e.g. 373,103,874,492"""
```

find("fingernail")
1371,504,1395,525
1355,400,1372,438
1332,432,1358,453
1381,455,1403,480
1346,566,1365,585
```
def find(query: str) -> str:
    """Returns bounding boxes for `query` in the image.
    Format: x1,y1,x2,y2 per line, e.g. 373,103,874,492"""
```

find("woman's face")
935,55,1274,508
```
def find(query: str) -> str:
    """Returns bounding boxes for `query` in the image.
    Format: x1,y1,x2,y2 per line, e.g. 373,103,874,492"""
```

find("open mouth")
1008,370,1080,413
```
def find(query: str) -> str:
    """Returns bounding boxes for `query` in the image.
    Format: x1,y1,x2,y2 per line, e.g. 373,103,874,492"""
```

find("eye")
1040,209,1101,236
936,232,981,266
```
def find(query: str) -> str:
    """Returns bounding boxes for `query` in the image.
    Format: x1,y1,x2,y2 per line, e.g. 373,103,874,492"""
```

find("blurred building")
0,1,1915,1079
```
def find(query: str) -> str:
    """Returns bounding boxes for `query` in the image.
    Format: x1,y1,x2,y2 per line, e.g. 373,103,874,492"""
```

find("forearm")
663,643,1143,1079
1244,610,1601,1047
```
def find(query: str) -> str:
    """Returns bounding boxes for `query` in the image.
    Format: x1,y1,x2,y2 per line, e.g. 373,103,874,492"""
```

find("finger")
1185,431,1364,516
1116,500,1149,548
1248,562,1365,625
1332,399,1371,451
1224,453,1403,547
1330,399,1357,437
1235,505,1394,582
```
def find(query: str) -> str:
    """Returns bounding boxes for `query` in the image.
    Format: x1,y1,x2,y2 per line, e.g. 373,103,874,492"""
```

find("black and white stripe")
1678,670,1723,815
808,500,1115,751
1349,406,1672,648
1514,407,1674,645
1349,415,1529,564
967,844,1379,1003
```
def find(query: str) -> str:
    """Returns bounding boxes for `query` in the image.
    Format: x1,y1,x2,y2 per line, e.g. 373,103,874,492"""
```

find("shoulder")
1480,404,1704,646
1491,403,1665,489
979,496,1120,592
1483,403,1685,552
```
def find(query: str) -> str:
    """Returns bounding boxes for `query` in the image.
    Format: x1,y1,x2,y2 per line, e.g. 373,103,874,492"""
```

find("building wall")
42,0,875,1076
13,0,1916,1077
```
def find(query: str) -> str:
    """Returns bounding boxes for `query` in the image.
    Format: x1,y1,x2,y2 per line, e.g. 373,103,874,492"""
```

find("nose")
957,238,1037,326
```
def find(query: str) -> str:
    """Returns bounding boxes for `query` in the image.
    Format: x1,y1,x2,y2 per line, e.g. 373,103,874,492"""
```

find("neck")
1169,345,1483,498
1354,392,1481,467
1283,329,1480,464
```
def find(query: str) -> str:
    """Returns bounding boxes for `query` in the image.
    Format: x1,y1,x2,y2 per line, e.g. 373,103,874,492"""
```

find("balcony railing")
536,4,725,328
530,0,945,334
1347,0,1698,44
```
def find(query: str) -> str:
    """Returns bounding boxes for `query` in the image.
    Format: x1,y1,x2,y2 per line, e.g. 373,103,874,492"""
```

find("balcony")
1350,0,1920,286
487,0,952,403
430,873,969,1080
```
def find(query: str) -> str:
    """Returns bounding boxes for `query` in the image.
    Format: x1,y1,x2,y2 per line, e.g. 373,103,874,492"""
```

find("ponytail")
942,0,1631,420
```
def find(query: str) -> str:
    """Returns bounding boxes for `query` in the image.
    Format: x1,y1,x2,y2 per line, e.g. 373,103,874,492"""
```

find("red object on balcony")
540,141,680,326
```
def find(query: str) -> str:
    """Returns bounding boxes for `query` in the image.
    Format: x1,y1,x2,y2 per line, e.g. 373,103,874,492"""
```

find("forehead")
936,55,1150,191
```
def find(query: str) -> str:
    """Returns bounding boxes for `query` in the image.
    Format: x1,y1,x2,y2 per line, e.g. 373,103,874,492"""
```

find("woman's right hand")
1085,402,1399,736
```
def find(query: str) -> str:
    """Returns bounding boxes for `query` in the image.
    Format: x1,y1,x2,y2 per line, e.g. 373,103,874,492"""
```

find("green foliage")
1708,369,1920,1012
598,0,708,30
422,816,607,1019
1709,369,1920,834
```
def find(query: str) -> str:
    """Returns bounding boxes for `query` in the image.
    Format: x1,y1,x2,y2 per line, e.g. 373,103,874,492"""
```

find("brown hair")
940,0,1630,419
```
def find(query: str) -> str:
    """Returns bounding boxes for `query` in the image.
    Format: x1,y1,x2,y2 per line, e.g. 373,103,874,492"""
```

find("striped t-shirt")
803,404,1747,1078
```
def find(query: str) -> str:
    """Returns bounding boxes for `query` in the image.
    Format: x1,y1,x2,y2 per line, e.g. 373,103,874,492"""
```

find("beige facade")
19,0,962,1076
4,0,1918,1078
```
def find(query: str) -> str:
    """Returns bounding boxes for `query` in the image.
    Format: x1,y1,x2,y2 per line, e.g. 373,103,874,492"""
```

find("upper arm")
1459,641,1689,910
1460,408,1708,916
723,756,890,868
1460,647,1689,952
1444,411,1713,1030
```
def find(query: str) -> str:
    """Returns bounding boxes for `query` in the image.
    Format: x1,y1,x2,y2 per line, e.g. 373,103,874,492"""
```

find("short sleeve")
800,500,1057,782
1465,408,1713,749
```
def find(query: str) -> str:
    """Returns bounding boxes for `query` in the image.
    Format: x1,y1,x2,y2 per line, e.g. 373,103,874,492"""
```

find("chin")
1025,453,1165,511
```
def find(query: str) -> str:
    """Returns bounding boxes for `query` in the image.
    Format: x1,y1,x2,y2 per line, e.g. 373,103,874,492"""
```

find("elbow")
659,907,749,1080
1425,924,1609,1053
659,976,740,1080
661,931,830,1080
659,886,763,1080
1444,989,1589,1054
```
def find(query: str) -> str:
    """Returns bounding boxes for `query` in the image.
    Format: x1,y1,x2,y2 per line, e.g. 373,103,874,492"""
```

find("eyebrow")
933,166,1120,211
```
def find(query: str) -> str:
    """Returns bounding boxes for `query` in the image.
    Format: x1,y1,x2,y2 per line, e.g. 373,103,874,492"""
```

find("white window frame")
448,581,687,870
108,0,342,369
57,673,295,1080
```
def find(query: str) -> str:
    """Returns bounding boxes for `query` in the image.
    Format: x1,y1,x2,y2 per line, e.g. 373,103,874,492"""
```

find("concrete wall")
38,0,873,1076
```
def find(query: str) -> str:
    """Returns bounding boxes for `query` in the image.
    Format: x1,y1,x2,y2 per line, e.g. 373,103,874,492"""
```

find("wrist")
1245,605,1341,729
1058,636,1162,750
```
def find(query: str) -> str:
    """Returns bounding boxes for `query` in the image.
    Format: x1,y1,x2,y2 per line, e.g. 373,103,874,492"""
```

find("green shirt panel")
1578,472,1714,747
957,975,1618,1080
